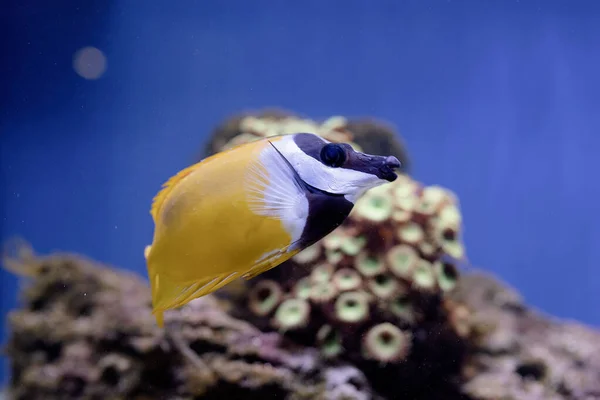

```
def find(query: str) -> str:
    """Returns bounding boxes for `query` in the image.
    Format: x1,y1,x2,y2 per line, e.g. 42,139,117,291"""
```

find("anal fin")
151,271,240,327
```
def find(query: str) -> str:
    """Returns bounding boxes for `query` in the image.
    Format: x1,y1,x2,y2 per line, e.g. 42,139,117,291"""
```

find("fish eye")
320,143,346,168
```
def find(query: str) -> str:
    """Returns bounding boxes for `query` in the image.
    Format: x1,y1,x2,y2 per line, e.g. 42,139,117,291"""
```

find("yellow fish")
145,133,401,327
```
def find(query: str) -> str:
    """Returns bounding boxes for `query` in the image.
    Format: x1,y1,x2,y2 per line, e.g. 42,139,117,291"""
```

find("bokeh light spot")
73,46,107,80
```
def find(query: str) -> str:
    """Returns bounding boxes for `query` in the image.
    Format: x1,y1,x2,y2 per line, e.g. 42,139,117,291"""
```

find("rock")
1,244,374,400
454,272,600,400
2,244,600,399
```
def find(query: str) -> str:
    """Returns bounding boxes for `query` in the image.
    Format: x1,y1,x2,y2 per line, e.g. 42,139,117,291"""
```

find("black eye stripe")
293,132,377,176
293,133,329,160
292,132,398,184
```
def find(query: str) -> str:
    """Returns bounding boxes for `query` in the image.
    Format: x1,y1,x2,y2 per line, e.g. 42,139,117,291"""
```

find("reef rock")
1,244,376,400
454,272,600,400
3,245,600,400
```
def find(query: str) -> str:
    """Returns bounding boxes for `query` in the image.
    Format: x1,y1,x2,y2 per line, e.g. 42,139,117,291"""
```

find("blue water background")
1,0,599,385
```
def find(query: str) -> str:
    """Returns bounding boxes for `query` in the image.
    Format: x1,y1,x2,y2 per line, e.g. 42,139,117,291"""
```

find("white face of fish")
270,133,401,203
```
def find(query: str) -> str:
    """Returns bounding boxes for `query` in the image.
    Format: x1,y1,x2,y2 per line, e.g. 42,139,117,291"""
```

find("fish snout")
384,156,401,169
378,155,402,182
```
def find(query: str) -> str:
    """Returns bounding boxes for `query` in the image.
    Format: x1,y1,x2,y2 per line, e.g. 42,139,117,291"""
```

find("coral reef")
202,108,411,173
206,110,600,399
4,246,600,400
1,244,377,400
209,111,469,398
235,172,470,399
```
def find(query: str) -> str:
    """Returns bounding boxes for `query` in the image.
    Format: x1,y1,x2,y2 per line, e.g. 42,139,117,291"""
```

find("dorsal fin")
150,162,201,222
150,136,273,222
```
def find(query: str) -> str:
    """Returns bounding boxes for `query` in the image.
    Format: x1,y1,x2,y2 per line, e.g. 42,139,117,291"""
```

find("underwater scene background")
1,1,600,398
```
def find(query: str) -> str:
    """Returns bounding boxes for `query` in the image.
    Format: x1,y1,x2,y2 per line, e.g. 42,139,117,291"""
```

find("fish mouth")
378,156,401,182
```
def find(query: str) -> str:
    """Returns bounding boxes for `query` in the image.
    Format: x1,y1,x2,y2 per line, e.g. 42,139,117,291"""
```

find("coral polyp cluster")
243,172,467,353
204,110,471,396
204,113,471,395
231,173,470,397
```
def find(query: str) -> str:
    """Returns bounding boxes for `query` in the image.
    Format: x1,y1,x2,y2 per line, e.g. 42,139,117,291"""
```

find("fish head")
273,133,402,203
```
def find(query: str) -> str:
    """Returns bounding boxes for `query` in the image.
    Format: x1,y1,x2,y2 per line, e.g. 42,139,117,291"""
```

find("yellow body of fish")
146,136,300,327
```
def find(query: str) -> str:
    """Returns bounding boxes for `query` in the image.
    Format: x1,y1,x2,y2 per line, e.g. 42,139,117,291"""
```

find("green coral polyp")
293,277,313,299
334,291,370,323
416,186,447,215
392,209,412,223
323,231,345,250
292,243,321,264
248,280,283,317
340,235,367,256
419,241,437,258
387,245,418,279
333,268,363,292
439,204,462,228
434,221,465,259
354,191,393,222
367,274,399,299
394,194,417,211
310,263,335,284
415,199,437,216
317,325,343,358
397,222,424,245
362,322,411,363
325,250,344,265
273,298,311,331
434,261,458,292
355,253,385,277
310,282,338,303
441,239,465,260
412,260,436,290
393,182,417,200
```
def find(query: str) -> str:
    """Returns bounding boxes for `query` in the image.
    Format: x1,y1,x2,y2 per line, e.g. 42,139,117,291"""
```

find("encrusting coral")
213,111,472,398
234,174,470,398
1,241,378,400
